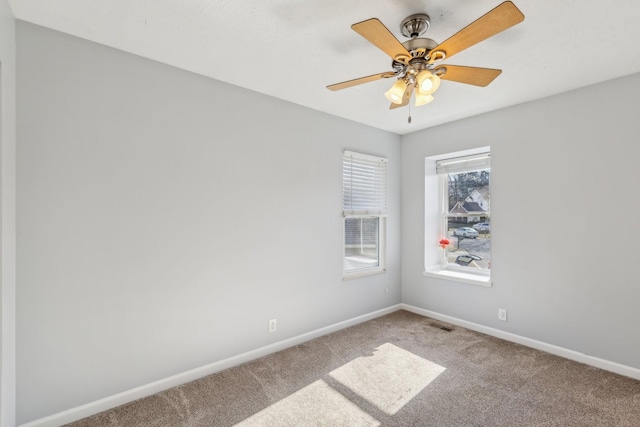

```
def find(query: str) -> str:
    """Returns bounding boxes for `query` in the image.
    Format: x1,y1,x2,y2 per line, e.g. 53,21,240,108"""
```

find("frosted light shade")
416,71,440,96
415,92,434,107
384,79,407,104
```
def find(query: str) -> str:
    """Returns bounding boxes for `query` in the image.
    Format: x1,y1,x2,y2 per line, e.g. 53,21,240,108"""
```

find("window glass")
445,169,490,270
344,217,380,271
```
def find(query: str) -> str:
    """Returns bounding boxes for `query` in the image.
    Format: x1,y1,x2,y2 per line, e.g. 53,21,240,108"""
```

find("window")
425,148,491,286
343,150,387,278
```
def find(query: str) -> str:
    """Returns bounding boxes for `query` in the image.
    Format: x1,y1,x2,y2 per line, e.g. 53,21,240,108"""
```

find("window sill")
343,268,386,281
423,266,492,287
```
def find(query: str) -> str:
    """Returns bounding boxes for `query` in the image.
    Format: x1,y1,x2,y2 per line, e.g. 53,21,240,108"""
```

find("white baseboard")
400,303,640,381
20,304,402,427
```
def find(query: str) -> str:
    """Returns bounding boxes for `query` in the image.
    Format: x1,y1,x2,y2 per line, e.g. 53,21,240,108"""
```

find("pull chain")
408,98,412,124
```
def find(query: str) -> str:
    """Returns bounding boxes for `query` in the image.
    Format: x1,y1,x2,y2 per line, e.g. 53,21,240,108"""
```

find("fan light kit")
327,1,525,114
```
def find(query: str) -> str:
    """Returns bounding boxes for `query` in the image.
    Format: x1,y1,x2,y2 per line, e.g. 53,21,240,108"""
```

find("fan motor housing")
391,37,438,71
403,38,438,57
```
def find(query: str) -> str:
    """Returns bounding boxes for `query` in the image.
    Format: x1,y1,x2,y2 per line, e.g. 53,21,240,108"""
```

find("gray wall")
401,72,640,370
16,22,401,423
1,0,17,425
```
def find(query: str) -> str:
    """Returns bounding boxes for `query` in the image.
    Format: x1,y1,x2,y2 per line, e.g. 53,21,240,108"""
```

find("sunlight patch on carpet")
234,379,380,427
330,343,446,415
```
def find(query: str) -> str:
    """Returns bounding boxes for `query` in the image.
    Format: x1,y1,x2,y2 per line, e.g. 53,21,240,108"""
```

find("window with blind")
343,150,387,277
438,152,491,272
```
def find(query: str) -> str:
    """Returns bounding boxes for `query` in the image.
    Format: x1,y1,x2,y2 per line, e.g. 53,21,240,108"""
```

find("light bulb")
384,79,407,104
415,92,434,107
416,71,440,96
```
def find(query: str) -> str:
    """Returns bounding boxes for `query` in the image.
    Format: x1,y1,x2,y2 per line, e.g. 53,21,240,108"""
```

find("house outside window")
343,150,387,278
425,148,491,286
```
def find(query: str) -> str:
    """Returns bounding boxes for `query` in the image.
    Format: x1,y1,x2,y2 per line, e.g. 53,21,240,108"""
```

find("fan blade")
429,1,524,62
390,82,415,109
435,65,502,87
327,72,397,91
352,18,412,64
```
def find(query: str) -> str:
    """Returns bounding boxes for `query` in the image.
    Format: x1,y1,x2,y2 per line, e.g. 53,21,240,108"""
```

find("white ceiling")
9,0,640,135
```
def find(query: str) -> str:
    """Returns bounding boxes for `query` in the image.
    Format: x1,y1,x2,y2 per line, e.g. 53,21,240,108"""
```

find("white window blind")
436,152,490,174
343,150,387,216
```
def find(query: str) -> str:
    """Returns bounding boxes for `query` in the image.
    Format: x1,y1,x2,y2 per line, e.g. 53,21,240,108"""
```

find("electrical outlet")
268,319,277,333
498,308,507,322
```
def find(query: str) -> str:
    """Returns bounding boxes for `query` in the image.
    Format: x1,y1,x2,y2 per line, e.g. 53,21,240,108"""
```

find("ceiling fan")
327,1,525,111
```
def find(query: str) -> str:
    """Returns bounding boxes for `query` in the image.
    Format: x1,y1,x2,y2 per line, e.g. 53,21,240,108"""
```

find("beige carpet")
66,310,640,426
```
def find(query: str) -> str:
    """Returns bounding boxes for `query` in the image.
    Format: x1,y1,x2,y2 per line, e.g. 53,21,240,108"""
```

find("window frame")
424,148,492,287
342,150,387,279
342,215,386,279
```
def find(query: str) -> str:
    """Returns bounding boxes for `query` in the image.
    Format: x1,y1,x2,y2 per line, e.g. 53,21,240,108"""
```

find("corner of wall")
1,1,17,426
